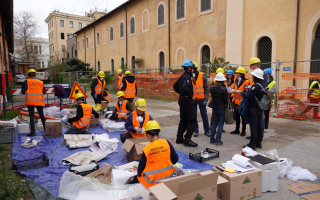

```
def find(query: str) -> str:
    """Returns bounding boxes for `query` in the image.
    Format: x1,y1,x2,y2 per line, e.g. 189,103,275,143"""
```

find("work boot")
176,137,184,144
193,132,199,137
230,130,240,134
27,132,36,137
183,138,198,147
215,141,224,145
246,136,251,140
205,132,211,137
240,130,246,136
243,144,256,151
210,139,216,144
256,143,262,149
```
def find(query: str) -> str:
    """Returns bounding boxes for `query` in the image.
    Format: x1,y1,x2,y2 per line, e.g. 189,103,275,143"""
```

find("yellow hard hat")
117,69,123,74
27,69,37,76
125,70,131,75
75,93,85,100
235,67,246,74
135,98,147,111
98,71,105,78
144,120,161,133
193,62,199,68
216,68,224,73
249,57,261,66
116,91,125,98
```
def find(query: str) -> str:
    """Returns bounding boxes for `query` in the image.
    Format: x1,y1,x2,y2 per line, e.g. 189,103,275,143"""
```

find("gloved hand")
61,119,67,123
203,101,207,106
94,94,98,99
134,127,142,133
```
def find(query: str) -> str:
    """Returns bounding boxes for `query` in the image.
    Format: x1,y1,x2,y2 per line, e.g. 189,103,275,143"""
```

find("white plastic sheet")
90,134,119,154
287,166,318,181
45,106,60,117
119,184,150,200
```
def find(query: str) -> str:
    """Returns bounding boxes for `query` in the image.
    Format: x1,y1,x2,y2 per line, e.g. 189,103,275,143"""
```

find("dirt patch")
154,115,181,127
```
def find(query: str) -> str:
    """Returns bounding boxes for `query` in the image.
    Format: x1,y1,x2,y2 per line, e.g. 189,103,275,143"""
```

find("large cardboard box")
45,119,62,137
249,160,278,192
121,137,149,161
101,101,108,110
149,170,228,200
216,167,262,200
90,114,101,127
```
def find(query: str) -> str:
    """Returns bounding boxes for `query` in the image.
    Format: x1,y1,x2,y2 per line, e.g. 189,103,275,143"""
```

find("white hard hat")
214,73,226,81
251,69,264,80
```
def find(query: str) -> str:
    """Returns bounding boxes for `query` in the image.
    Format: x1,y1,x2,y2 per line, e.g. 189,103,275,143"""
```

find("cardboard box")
149,170,228,200
289,181,320,200
121,137,149,161
101,101,108,110
215,167,262,200
249,160,278,192
90,117,100,128
85,164,113,184
91,114,101,119
45,119,62,137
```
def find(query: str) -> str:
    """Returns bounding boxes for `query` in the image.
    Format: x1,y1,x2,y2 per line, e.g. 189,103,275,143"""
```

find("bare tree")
14,11,42,66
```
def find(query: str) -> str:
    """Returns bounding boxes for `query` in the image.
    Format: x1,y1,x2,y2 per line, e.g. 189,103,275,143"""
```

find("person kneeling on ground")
102,88,110,104
108,91,134,122
63,93,99,134
121,99,153,143
131,120,178,188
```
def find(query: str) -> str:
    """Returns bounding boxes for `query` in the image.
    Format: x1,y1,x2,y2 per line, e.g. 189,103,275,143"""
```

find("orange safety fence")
277,89,320,121
282,73,320,80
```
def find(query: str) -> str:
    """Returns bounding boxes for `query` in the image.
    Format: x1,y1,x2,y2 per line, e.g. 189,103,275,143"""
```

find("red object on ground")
19,111,57,120
7,101,70,110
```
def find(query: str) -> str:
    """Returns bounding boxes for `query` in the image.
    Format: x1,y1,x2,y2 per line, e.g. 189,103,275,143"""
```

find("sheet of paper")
221,160,254,173
232,154,251,168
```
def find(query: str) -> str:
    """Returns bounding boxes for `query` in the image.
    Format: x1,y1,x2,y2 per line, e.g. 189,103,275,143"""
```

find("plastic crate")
69,161,99,176
12,154,49,171
0,126,17,143
189,148,219,163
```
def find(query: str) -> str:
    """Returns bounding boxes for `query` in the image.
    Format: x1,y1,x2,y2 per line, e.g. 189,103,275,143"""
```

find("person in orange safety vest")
121,71,137,104
121,99,153,143
117,69,124,91
108,91,134,122
102,88,110,103
91,71,106,112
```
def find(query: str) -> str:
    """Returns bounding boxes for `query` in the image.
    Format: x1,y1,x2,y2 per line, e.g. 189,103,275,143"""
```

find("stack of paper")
221,154,255,173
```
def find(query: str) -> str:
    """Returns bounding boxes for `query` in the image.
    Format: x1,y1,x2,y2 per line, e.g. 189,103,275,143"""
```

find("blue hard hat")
227,70,234,75
182,60,194,68
264,68,272,74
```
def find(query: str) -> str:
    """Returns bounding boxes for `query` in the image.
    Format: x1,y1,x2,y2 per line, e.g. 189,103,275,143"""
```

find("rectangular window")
78,22,82,29
82,39,85,50
97,33,100,45
69,21,73,28
61,33,65,40
41,61,44,68
34,46,38,54
52,20,53,27
61,45,65,52
201,0,211,12
177,0,185,19
39,46,42,54
60,20,64,27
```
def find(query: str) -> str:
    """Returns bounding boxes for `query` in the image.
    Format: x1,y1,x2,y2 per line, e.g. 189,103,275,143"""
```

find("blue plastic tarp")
12,127,214,198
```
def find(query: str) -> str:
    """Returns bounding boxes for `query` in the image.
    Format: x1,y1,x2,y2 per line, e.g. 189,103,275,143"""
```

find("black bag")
225,100,234,124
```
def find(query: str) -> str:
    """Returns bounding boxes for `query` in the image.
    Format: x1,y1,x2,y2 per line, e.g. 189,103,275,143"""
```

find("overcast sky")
14,0,128,39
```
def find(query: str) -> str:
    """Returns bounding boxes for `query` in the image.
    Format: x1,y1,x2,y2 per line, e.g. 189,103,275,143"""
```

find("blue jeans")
249,108,264,146
210,109,225,142
193,103,210,133
64,125,85,134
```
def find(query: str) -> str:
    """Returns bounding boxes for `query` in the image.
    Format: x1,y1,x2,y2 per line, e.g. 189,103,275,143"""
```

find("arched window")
121,57,125,67
132,55,136,70
142,9,149,32
97,32,100,45
110,26,114,41
111,59,114,73
158,4,165,26
201,0,211,12
177,0,185,19
97,61,100,71
120,22,124,38
202,45,210,64
130,17,135,34
316,23,320,39
71,47,73,57
77,41,79,51
311,23,320,73
82,38,85,50
86,37,89,49
257,37,272,69
159,52,165,72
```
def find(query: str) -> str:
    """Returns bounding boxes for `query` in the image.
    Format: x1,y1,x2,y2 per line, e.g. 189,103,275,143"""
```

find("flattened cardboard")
289,181,320,200
63,134,91,143
85,164,113,184
45,119,62,137
101,101,108,110
121,137,149,161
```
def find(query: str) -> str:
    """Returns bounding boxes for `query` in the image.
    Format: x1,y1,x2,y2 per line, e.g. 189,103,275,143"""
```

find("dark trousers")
28,105,45,133
177,99,196,139
91,93,101,104
211,109,225,142
264,108,271,129
249,108,264,146
235,110,246,132
120,132,133,143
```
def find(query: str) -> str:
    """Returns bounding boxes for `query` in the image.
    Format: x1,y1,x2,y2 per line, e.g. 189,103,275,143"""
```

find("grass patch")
86,82,92,91
0,111,20,121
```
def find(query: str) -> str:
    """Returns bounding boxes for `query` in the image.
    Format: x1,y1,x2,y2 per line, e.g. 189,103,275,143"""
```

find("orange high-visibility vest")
124,80,136,98
73,104,93,129
116,100,130,119
126,110,150,138
25,79,45,106
91,78,106,95
232,79,250,105
249,78,254,86
118,75,124,90
103,90,110,103
137,139,174,189
192,72,205,101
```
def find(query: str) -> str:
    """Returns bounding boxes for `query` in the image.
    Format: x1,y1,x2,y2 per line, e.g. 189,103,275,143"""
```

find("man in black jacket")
173,60,198,147
121,71,138,105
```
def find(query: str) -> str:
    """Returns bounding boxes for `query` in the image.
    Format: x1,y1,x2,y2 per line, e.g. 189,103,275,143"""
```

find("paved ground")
98,93,320,200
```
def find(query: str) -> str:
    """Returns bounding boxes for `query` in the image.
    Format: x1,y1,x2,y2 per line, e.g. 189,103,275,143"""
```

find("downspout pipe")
122,6,128,69
94,26,96,71
84,32,86,65
168,0,171,67
2,23,8,71
293,0,300,87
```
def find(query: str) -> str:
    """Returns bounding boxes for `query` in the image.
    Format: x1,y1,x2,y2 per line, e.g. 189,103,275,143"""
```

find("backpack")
254,83,274,111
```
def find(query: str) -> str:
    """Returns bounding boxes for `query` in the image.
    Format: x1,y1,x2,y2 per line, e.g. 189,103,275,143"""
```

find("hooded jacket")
121,76,138,95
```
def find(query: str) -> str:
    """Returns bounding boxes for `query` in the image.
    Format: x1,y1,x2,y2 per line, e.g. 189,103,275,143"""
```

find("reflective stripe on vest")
268,81,277,105
117,100,130,119
232,79,250,105
124,80,136,98
193,72,205,100
91,78,106,94
137,139,174,189
126,110,149,138
73,104,93,129
25,79,45,106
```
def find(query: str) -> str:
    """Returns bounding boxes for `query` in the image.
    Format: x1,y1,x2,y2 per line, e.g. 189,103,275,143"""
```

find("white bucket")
17,124,29,134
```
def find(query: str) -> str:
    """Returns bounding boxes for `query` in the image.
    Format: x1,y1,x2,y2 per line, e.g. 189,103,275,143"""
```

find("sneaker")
243,144,256,150
205,132,211,137
210,139,216,144
256,143,262,149
183,138,198,147
193,132,199,137
216,141,224,145
240,131,246,136
27,132,36,137
176,137,184,144
230,130,240,134
246,136,251,140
